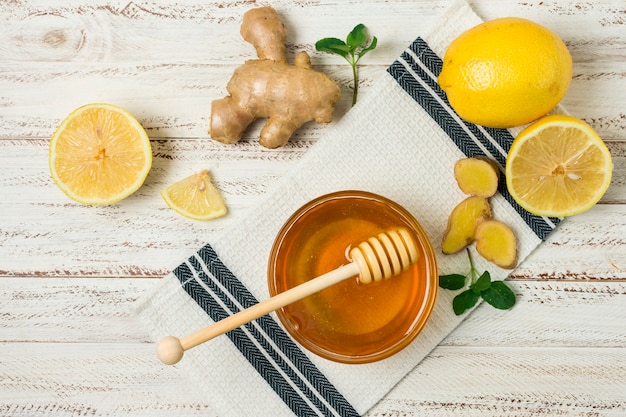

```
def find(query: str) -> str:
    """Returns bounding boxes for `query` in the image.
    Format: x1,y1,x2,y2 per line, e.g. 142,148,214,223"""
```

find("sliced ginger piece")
161,170,227,220
474,219,518,269
454,157,499,197
442,196,492,254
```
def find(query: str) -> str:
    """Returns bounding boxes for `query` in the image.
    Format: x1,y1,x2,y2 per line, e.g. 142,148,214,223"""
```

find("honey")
268,191,438,363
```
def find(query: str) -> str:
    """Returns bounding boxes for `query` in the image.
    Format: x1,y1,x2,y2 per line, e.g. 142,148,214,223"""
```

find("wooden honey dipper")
156,227,419,365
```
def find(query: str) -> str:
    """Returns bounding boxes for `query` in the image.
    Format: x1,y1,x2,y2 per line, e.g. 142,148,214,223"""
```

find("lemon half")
505,115,612,217
49,103,152,206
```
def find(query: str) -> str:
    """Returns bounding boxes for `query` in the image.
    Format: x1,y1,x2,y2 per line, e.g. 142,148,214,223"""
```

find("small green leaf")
316,24,377,106
358,36,377,58
481,281,516,310
439,273,467,290
470,271,491,293
315,38,350,57
346,24,367,48
453,289,480,315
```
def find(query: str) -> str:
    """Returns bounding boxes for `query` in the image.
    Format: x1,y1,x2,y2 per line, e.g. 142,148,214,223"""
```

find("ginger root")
442,196,492,254
454,157,499,197
442,156,518,269
474,219,518,269
209,7,341,148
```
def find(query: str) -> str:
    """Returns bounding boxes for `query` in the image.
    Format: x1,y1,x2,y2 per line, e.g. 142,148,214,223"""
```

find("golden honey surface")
268,192,437,363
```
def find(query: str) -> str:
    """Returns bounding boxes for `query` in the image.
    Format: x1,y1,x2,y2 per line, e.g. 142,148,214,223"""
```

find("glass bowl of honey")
267,190,438,364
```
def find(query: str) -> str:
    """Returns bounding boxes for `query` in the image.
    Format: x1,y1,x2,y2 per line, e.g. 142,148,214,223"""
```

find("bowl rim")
267,190,439,364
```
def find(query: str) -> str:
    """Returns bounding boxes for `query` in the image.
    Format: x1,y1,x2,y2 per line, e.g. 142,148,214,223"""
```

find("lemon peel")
438,17,572,128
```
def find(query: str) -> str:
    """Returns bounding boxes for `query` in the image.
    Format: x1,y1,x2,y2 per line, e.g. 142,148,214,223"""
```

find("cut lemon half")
161,170,227,220
506,114,612,217
49,103,152,206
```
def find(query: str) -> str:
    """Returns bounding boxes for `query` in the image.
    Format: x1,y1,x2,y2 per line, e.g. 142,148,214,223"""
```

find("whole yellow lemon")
438,17,572,128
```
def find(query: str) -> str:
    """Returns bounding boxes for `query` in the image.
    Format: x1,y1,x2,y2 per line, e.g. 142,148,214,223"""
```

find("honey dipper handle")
183,262,359,347
157,262,360,365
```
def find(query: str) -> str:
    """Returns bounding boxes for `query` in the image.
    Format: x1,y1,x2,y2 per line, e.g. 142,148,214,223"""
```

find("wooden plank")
1,136,624,277
0,1,624,140
1,278,624,348
0,1,433,65
368,346,626,416
0,342,623,416
0,62,623,140
3,201,624,281
1,275,624,414
0,62,362,139
1,199,623,279
442,281,626,347
1,0,623,64
0,342,217,417
0,136,297,278
0,277,154,343
510,204,626,281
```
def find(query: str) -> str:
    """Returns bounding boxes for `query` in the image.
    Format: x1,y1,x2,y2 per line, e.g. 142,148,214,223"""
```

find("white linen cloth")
135,1,562,415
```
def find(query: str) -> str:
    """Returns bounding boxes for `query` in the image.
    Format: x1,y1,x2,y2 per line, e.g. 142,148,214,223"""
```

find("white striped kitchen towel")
134,1,563,416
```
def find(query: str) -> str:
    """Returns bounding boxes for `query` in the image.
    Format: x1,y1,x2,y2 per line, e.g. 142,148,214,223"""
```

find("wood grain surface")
1,0,625,416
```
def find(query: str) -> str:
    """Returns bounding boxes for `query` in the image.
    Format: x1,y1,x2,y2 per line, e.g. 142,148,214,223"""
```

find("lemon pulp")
49,103,152,206
161,170,227,220
506,115,612,217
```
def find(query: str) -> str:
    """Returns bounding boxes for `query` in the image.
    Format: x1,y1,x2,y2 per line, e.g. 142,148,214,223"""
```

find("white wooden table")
1,1,625,415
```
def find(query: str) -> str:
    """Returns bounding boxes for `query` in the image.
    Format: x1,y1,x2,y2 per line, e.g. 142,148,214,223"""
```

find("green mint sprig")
315,24,377,107
439,248,516,315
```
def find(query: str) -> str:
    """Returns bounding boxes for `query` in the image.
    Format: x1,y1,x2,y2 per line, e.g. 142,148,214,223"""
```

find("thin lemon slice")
161,170,227,220
505,114,612,217
49,103,152,206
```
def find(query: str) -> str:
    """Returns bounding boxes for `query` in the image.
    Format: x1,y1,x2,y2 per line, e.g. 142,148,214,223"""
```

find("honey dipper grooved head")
349,228,419,284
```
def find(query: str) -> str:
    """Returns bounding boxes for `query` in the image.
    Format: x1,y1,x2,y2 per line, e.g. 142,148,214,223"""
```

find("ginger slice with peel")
454,157,499,197
474,219,518,269
442,196,492,254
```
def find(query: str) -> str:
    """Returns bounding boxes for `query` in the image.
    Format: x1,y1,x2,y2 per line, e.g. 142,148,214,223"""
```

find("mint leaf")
346,24,367,49
481,280,516,310
358,35,377,58
315,38,350,58
439,238,516,314
470,271,491,293
439,273,466,290
316,24,377,106
453,289,480,315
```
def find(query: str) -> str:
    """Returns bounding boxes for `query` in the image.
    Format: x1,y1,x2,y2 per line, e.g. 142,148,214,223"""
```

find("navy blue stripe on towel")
388,37,560,240
173,246,360,417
